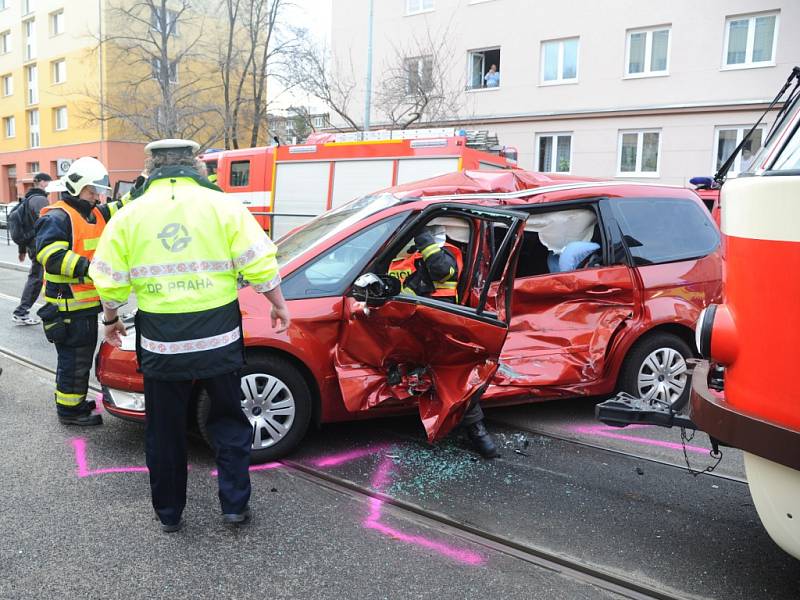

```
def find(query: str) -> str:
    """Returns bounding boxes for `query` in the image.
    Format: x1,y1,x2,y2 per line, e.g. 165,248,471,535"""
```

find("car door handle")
586,287,622,295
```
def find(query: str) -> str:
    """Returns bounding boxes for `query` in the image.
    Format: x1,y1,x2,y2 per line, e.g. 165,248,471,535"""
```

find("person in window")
740,147,754,173
388,225,499,458
484,64,500,88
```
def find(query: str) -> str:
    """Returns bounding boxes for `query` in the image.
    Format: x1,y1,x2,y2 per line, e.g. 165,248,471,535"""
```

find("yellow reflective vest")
89,174,280,380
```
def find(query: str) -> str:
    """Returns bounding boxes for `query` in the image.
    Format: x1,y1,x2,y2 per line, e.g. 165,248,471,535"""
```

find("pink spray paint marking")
71,438,149,478
312,444,389,467
363,456,485,566
572,424,708,454
211,462,282,477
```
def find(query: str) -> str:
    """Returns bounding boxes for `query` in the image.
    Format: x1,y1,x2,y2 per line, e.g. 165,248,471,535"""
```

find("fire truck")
201,128,517,238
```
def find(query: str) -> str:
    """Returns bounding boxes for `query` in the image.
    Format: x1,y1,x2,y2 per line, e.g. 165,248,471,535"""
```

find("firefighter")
89,139,290,533
35,157,129,426
388,225,499,458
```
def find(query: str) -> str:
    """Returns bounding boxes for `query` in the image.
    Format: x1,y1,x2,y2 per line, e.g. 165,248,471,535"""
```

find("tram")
693,66,800,560
599,66,800,559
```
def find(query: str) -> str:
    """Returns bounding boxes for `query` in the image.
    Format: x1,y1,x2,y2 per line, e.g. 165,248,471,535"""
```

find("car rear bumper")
690,360,800,471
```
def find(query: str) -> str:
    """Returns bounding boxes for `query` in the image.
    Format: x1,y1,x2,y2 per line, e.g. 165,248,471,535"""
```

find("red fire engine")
201,128,517,238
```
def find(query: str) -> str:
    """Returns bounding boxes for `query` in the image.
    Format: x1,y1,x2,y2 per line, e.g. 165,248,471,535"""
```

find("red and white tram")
693,66,800,559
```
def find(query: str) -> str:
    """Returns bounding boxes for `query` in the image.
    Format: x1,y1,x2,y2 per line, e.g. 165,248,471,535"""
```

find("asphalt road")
1,249,798,599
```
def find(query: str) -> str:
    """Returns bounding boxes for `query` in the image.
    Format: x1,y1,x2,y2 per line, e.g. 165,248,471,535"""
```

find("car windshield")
276,192,402,268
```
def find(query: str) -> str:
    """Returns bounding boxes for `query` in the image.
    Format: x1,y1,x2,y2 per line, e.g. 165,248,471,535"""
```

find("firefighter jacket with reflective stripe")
35,194,130,314
89,172,281,381
389,242,462,300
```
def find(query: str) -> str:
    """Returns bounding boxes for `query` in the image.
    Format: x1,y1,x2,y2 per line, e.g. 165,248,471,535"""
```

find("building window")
618,130,661,177
151,7,179,35
313,115,326,128
23,0,34,15
27,161,39,173
0,0,7,10
714,125,766,176
541,37,579,84
27,109,39,148
536,133,572,173
53,106,67,131
24,19,36,61
406,0,433,15
50,10,64,36
1,31,10,54
625,26,670,77
1,74,11,96
468,47,501,90
151,58,178,84
405,55,433,93
52,59,65,83
230,161,250,187
26,64,37,105
723,12,778,68
3,116,15,138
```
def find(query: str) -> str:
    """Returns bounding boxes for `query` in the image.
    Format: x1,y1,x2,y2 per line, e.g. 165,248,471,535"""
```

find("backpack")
7,196,36,247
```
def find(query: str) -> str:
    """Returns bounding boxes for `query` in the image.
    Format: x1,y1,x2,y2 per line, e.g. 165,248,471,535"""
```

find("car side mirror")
352,273,401,306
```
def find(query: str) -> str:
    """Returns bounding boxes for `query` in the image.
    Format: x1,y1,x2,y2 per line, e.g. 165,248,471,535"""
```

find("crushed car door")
334,204,527,442
492,203,637,395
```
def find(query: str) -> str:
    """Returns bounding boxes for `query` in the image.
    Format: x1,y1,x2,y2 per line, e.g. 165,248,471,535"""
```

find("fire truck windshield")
276,193,401,268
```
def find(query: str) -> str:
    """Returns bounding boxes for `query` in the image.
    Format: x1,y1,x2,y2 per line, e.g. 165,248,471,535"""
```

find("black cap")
33,172,53,183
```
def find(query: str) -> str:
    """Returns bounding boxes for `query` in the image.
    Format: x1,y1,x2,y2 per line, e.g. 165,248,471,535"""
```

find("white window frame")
406,0,434,15
28,109,39,148
722,11,779,70
1,74,12,96
26,64,37,105
313,116,324,128
27,161,39,174
50,9,64,36
0,31,10,54
0,1,8,11
151,57,178,84
24,18,36,61
616,129,662,178
52,59,65,84
54,106,67,131
404,55,433,94
624,25,671,78
151,7,180,36
4,116,15,138
535,132,573,173
540,37,579,86
712,124,768,177
467,46,501,91
23,0,34,15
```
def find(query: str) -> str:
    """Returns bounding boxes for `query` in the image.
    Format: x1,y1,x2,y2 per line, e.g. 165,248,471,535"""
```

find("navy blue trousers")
144,372,252,526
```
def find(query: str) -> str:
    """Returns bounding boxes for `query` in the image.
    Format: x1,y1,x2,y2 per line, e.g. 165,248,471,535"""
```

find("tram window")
230,161,250,187
610,198,719,265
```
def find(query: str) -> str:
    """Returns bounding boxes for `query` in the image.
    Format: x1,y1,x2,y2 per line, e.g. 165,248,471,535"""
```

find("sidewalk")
0,235,28,273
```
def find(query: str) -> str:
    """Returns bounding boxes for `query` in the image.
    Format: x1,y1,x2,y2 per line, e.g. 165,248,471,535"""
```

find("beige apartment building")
330,0,800,185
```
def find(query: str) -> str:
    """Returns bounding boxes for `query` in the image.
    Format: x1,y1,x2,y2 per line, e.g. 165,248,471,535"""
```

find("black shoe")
466,420,499,459
161,519,184,533
223,506,252,526
58,412,103,426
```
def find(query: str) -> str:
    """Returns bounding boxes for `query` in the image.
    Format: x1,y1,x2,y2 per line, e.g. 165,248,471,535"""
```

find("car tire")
619,332,693,411
197,354,313,464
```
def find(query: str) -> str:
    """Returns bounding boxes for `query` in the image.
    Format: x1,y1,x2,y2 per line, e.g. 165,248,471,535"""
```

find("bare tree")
79,0,224,146
374,27,463,129
217,0,301,149
281,29,362,131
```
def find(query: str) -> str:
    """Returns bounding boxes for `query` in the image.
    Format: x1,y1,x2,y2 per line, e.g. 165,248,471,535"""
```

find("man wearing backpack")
11,172,53,325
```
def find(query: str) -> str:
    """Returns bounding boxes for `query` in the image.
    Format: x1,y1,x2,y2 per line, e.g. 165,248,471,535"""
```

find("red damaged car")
96,170,722,462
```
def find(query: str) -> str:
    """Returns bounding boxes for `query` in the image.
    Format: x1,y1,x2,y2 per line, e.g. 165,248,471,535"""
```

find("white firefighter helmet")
61,157,112,197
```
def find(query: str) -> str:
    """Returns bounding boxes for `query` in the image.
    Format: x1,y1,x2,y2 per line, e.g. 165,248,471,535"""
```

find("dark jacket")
18,187,49,257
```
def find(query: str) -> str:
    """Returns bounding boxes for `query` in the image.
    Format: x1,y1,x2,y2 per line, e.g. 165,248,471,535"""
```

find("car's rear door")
333,203,527,441
492,201,637,393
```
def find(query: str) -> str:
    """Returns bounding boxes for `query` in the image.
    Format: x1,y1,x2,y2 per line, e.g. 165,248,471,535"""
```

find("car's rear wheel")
619,332,692,411
197,354,312,464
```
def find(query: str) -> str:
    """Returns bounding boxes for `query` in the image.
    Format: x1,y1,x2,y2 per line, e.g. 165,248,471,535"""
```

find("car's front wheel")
197,354,313,464
619,332,693,411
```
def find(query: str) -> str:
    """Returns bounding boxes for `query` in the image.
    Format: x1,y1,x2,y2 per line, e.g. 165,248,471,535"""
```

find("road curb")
0,260,29,273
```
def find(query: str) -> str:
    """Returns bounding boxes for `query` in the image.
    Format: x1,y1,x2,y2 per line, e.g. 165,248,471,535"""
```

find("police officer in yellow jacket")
90,139,290,533
35,157,129,426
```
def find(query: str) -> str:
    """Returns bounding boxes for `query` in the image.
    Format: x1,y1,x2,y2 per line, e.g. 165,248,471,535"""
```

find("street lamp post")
363,0,374,136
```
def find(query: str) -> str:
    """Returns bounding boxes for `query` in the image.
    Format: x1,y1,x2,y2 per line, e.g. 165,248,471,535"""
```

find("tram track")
0,344,719,598
280,458,702,600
